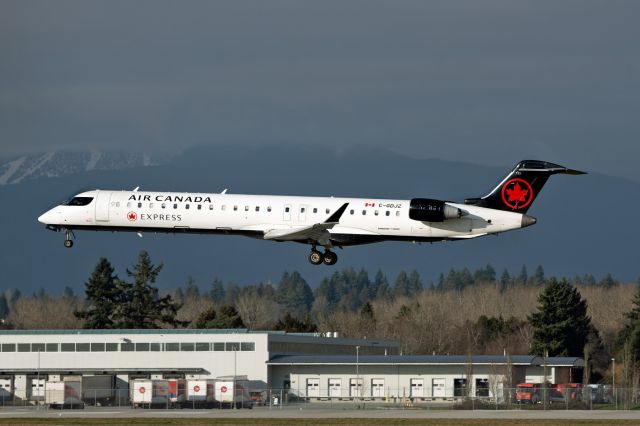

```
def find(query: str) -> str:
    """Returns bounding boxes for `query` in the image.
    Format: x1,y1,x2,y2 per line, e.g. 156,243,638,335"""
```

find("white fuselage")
38,189,528,247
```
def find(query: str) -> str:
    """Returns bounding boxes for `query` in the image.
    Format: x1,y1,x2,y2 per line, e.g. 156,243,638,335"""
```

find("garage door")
328,378,341,398
410,378,424,397
371,379,384,397
306,378,320,397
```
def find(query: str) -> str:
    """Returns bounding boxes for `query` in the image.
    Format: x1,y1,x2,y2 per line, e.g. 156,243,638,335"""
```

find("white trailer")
45,380,83,409
183,379,216,407
215,376,252,409
131,379,169,408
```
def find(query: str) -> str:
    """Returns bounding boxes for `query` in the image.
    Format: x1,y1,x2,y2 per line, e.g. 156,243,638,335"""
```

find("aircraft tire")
309,250,322,265
323,251,338,265
64,240,74,248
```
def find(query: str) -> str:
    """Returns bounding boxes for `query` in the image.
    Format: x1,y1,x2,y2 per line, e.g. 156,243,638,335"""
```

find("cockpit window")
63,197,94,206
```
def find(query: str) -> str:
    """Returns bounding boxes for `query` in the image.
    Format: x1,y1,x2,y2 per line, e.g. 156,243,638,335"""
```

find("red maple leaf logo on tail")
501,178,534,210
506,183,528,203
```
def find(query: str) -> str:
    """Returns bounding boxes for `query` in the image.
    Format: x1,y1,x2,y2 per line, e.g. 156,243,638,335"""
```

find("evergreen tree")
114,251,185,328
0,294,9,319
360,302,374,321
531,265,545,286
276,271,314,318
273,312,318,333
474,264,496,283
517,265,528,286
184,276,200,298
209,278,226,303
598,273,616,289
500,269,511,291
224,283,240,306
528,278,593,357
74,257,120,329
393,271,411,297
408,270,422,296
616,284,640,359
195,305,244,329
369,269,386,299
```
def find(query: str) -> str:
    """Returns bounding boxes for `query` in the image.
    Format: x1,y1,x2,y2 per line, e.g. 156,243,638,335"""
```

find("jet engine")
409,198,465,222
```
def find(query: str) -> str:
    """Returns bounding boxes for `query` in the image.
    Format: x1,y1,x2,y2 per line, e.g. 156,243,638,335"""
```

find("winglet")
325,203,349,223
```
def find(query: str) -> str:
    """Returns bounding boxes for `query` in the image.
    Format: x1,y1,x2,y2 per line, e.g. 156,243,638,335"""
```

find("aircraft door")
95,190,111,222
283,204,292,221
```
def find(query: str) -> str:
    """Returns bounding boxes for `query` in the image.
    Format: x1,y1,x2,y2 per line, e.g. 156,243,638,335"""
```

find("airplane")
38,160,584,265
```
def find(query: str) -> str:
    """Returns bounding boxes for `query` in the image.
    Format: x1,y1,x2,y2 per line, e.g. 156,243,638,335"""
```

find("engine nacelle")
409,198,464,222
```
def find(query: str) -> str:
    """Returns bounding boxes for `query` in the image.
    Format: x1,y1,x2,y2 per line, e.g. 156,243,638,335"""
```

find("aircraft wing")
263,203,349,246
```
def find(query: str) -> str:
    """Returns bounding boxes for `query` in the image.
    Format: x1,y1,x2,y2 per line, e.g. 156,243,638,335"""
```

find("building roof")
268,355,584,367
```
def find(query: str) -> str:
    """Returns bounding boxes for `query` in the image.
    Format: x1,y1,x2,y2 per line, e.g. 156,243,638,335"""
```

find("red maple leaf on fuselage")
506,183,529,203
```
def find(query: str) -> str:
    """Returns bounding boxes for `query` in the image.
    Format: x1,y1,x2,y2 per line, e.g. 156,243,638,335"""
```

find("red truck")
515,383,541,404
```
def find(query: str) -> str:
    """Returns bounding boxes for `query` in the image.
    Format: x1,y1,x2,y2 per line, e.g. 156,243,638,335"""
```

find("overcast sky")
2,1,639,180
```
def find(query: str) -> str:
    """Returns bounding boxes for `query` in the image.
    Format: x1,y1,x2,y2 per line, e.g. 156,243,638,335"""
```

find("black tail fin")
464,160,586,213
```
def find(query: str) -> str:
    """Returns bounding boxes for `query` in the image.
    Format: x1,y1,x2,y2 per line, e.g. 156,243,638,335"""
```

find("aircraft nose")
38,209,54,224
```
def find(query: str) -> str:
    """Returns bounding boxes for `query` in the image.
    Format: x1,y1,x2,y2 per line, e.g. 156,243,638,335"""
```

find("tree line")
2,251,640,386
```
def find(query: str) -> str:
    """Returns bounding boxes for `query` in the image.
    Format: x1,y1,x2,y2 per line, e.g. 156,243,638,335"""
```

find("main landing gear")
308,248,338,266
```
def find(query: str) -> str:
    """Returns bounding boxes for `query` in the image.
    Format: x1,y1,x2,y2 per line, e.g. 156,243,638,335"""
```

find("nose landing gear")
63,229,75,248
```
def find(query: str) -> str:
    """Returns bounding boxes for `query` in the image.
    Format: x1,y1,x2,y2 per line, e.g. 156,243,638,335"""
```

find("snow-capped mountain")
0,150,157,185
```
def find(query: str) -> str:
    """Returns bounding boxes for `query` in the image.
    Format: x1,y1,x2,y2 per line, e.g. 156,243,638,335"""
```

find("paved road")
0,406,639,420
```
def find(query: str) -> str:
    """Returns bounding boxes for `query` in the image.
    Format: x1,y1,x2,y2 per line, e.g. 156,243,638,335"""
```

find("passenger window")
233,206,238,211
162,203,166,209
326,208,330,214
285,207,290,213
362,210,366,215
386,211,390,216
255,206,260,212
374,210,379,216
149,203,153,209
186,204,190,210
221,205,226,211
396,211,400,216
301,207,305,213
138,202,142,208
350,209,354,215
209,205,213,210
197,204,202,210
245,206,249,211
267,206,272,212
313,208,317,213
116,202,120,207
173,204,178,209
127,202,131,208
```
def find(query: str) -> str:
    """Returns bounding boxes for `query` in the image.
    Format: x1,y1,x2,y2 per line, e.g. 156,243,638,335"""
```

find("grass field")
0,419,639,426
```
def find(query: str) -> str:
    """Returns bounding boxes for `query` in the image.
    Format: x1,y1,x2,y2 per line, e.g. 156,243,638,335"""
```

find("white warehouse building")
0,329,398,400
0,329,582,403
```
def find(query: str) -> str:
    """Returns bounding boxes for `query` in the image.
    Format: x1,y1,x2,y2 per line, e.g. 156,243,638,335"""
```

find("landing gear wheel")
63,239,74,248
308,250,322,265
323,251,338,265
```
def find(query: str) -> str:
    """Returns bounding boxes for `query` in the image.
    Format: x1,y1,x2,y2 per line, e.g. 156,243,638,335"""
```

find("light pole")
37,349,40,408
611,357,616,409
356,346,360,400
233,346,237,409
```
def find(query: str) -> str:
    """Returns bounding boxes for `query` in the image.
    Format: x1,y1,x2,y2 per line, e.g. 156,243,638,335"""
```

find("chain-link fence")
0,385,638,410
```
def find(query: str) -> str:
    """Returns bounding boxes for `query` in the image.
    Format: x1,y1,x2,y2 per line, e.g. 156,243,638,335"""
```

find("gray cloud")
1,0,639,179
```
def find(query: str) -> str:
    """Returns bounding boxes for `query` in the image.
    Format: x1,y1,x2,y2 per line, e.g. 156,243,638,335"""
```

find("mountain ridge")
2,145,637,293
